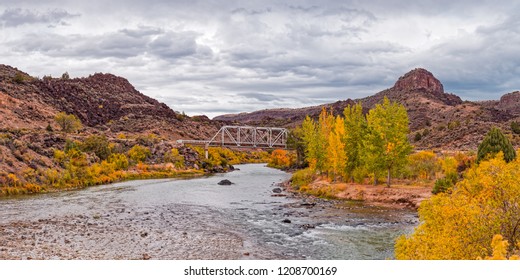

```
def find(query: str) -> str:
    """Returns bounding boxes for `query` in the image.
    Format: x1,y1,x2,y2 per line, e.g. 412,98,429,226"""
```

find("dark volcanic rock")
217,179,233,185
32,73,179,127
272,188,282,193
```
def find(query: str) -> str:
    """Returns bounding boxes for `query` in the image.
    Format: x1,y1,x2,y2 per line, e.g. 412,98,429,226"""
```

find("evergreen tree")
363,97,412,187
477,127,516,163
286,128,306,168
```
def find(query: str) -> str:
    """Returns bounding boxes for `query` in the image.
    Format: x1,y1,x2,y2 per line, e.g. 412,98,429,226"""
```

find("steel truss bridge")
177,126,288,158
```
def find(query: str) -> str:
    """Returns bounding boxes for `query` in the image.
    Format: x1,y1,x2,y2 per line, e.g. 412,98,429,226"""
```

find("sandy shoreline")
285,178,432,210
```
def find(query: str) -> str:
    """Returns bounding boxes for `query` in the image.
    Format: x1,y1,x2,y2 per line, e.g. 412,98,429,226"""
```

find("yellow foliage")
127,144,151,163
291,168,315,188
54,112,82,133
396,154,520,259
439,156,458,177
326,116,347,180
407,150,439,180
268,149,291,168
6,173,20,187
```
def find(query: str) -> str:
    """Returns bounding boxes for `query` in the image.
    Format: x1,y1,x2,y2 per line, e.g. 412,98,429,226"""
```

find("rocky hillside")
214,68,520,150
0,64,223,185
0,64,220,140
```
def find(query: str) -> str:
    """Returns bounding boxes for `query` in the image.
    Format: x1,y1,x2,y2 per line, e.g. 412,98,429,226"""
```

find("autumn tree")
301,108,333,173
316,107,334,173
343,103,367,182
268,149,291,169
477,127,516,163
395,154,520,260
54,112,83,133
363,97,411,187
326,116,347,180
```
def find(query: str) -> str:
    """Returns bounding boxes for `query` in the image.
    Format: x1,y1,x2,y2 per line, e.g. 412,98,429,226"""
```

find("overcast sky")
1,1,519,118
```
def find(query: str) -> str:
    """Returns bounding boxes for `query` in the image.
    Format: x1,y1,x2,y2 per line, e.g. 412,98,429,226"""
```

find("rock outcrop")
393,68,444,94
497,91,520,115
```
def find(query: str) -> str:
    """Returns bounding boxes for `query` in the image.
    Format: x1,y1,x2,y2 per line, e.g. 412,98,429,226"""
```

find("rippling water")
0,164,417,259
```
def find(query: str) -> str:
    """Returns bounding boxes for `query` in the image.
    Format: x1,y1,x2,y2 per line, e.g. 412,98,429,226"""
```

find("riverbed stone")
272,188,282,193
217,179,233,185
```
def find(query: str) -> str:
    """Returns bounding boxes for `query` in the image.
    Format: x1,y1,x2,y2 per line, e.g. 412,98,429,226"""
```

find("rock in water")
218,179,233,185
282,219,292,223
272,187,282,193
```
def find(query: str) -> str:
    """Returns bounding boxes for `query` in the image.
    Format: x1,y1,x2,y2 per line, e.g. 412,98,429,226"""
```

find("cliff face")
393,68,444,94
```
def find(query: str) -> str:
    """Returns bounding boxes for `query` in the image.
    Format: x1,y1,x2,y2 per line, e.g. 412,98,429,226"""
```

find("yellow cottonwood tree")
317,107,334,173
396,154,520,260
363,97,411,186
326,116,347,180
343,103,367,182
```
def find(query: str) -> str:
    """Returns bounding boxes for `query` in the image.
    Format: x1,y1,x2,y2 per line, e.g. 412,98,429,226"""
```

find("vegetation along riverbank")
279,96,520,259
0,125,272,196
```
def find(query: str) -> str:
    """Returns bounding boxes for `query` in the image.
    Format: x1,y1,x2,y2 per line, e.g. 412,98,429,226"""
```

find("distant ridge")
214,68,520,150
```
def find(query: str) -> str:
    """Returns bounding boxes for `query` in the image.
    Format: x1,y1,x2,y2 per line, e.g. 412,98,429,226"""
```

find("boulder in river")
282,219,292,223
272,188,282,193
218,179,233,185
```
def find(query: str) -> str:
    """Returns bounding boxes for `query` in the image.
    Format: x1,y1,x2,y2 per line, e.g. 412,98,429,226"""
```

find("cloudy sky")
1,0,519,118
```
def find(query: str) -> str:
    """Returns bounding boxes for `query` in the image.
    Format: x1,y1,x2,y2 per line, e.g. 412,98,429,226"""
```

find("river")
0,164,418,260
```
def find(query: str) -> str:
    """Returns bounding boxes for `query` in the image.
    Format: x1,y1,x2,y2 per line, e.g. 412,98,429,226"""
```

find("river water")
0,164,417,260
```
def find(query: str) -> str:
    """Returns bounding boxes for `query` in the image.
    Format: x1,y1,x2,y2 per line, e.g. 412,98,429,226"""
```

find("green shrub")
82,135,111,160
108,153,129,170
477,127,516,163
54,112,82,133
432,172,458,194
511,121,520,135
291,168,315,189
127,145,151,163
14,73,25,84
163,148,185,168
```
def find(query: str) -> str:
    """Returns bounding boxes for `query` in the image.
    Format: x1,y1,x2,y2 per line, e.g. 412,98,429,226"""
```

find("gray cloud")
0,7,78,27
1,0,520,117
9,26,212,61
240,92,281,102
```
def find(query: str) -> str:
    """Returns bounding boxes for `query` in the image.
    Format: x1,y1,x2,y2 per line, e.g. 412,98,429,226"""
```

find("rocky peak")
498,90,520,115
393,68,444,94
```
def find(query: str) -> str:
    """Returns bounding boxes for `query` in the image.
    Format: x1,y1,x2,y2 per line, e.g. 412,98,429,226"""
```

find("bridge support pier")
204,143,209,160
